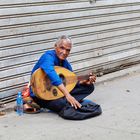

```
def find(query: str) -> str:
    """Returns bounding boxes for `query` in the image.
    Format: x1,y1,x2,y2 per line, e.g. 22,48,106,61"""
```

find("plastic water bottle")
16,91,24,116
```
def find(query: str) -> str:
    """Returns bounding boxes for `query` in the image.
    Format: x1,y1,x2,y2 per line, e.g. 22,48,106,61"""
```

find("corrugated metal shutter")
0,0,140,99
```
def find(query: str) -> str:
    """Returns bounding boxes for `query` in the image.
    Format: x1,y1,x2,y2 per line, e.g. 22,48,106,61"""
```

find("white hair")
55,35,72,46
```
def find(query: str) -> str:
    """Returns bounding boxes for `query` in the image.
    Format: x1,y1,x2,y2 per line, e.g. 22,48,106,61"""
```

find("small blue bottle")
16,91,24,116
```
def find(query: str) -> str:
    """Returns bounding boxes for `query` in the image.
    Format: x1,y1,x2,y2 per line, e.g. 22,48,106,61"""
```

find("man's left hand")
80,73,96,85
88,73,96,84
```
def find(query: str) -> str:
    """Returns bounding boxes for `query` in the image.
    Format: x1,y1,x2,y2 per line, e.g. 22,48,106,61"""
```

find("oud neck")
77,75,89,81
65,74,89,85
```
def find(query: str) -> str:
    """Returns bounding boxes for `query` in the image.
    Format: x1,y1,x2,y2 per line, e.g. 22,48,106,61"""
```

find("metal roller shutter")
0,0,140,99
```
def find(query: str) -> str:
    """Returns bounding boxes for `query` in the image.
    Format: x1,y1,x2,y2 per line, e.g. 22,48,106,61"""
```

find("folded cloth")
59,100,102,120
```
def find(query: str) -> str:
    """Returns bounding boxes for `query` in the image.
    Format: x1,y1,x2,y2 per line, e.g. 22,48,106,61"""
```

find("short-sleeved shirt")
30,50,73,97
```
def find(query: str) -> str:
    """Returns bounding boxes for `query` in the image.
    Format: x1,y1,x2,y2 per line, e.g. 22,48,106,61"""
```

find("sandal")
24,97,42,114
14,103,42,114
23,103,42,114
15,97,42,114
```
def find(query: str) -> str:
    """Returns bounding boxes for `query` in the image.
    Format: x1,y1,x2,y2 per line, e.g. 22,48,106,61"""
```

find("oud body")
30,66,79,100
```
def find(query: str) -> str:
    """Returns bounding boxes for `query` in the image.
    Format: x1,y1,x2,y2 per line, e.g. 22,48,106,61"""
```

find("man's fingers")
76,101,82,108
71,100,81,109
74,104,77,109
66,94,81,109
89,74,96,83
71,102,77,109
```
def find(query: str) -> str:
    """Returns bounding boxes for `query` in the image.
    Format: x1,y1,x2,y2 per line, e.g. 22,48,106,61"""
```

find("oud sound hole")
44,75,52,91
53,89,58,96
59,74,66,86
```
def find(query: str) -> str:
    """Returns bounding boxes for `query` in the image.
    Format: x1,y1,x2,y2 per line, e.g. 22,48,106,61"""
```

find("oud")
30,66,90,100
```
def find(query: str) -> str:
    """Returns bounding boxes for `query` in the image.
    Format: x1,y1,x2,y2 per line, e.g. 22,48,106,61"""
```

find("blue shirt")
30,50,73,97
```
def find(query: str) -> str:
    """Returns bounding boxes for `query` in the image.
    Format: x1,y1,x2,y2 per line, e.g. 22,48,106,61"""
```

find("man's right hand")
65,94,81,109
58,83,81,109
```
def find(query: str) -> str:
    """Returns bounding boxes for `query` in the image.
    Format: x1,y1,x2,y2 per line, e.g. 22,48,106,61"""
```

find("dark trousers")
33,83,95,112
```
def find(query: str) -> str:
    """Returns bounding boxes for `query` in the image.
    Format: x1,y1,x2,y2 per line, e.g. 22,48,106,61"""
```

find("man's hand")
65,94,81,109
58,84,81,109
88,73,96,84
80,73,96,85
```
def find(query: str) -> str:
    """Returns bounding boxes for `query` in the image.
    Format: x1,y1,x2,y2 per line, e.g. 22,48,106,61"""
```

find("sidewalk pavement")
0,64,140,140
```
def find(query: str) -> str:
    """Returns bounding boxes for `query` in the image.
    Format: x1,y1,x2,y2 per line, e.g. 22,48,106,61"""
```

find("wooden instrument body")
30,66,78,100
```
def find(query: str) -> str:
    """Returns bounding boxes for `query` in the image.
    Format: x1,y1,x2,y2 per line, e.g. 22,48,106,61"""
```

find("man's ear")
54,43,57,49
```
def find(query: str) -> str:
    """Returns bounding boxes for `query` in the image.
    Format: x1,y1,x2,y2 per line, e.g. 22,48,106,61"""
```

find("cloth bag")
59,101,102,120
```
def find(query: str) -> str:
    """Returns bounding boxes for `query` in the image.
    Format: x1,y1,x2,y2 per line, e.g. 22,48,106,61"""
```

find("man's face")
55,39,72,60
